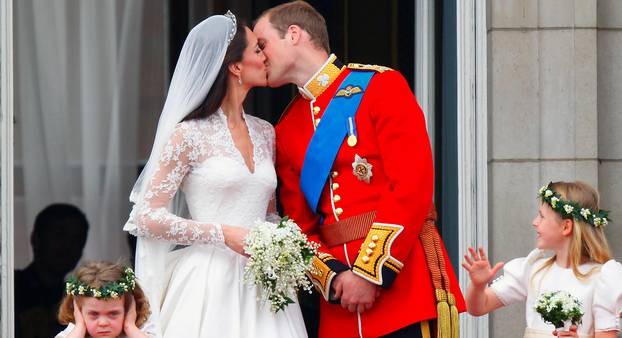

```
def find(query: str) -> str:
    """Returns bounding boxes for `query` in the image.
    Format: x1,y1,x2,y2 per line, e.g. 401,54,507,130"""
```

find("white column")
457,0,488,337
415,0,436,141
0,0,15,335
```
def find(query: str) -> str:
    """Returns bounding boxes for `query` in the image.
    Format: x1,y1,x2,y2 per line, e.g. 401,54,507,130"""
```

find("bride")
124,12,307,338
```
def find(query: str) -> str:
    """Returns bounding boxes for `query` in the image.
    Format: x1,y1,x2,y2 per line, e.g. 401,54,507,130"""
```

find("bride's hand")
222,225,250,256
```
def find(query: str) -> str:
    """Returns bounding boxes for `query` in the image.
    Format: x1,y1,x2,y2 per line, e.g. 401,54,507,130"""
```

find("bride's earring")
238,75,243,86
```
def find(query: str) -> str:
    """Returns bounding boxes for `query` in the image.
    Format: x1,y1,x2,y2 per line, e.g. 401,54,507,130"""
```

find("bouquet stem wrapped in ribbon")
534,290,584,332
243,216,320,313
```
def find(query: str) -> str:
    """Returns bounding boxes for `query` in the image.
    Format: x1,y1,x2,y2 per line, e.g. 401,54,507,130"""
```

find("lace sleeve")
131,123,224,245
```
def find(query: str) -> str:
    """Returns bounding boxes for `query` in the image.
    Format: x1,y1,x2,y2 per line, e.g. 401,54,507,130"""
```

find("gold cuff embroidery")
352,222,403,285
385,256,403,274
306,253,337,301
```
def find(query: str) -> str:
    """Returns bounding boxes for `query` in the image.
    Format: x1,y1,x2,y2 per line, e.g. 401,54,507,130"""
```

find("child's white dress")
55,321,157,337
490,249,622,338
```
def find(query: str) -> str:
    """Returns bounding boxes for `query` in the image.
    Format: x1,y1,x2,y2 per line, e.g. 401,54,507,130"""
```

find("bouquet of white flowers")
243,216,320,313
534,290,584,331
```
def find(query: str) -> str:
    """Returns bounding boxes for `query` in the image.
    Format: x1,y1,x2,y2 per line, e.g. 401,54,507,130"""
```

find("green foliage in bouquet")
244,216,320,312
279,216,317,264
534,290,584,329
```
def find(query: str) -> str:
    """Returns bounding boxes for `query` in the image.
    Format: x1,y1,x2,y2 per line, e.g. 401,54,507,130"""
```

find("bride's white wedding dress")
130,108,307,338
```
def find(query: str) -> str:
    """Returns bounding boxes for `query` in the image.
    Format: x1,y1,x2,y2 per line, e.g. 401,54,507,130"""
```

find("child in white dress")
462,181,621,338
55,262,155,338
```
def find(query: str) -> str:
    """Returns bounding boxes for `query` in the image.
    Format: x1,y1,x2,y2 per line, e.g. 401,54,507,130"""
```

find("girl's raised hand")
462,247,504,288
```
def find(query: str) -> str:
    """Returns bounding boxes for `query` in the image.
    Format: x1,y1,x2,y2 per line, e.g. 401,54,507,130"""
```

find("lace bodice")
128,109,278,245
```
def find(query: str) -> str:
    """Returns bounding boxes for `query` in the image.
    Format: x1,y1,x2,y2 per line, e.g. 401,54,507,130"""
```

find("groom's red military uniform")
275,55,465,338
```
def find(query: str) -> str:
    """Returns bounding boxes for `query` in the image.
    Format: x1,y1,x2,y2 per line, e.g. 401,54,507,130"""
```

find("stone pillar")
597,0,622,263
487,0,607,335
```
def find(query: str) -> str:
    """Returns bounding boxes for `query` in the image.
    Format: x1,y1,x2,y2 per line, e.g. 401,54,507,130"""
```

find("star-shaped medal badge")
352,154,373,184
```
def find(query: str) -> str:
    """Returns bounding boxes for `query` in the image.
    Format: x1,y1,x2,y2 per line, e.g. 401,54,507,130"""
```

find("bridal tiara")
225,10,237,44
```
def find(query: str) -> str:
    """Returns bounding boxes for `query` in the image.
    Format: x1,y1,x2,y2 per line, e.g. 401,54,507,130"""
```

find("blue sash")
300,70,375,214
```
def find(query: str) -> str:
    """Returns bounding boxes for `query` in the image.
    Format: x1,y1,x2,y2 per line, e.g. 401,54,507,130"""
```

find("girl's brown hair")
58,261,150,328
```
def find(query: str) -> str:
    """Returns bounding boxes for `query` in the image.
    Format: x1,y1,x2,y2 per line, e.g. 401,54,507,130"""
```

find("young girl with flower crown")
462,181,622,338
55,262,155,338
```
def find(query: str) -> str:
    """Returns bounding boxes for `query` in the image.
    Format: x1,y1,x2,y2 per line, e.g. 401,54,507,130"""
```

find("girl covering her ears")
463,181,622,338
56,262,155,338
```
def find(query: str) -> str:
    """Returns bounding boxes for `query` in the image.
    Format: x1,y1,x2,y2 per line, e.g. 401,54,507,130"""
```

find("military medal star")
352,154,373,183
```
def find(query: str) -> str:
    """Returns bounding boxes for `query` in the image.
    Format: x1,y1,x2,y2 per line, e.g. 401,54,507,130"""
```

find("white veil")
123,12,237,336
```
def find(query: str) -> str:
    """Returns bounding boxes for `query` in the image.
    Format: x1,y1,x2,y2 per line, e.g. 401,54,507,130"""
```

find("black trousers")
380,321,429,338
299,290,431,338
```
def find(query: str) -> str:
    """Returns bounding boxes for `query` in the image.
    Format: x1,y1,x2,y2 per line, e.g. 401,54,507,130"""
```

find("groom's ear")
286,24,302,45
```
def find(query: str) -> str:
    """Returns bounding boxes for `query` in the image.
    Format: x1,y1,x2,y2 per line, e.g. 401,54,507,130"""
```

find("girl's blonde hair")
534,181,612,280
58,261,150,327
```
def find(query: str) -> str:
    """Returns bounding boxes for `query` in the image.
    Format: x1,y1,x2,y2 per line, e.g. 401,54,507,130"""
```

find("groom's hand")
333,270,380,313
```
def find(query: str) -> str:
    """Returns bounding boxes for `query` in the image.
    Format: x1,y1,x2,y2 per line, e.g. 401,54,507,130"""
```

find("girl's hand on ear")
66,299,87,338
123,295,149,338
124,295,138,331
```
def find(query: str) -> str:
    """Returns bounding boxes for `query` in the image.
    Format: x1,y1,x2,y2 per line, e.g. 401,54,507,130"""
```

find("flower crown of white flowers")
65,267,136,299
539,182,610,228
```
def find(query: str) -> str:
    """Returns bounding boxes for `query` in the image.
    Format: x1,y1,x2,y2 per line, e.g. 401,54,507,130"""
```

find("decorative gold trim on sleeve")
306,253,337,301
351,222,403,285
385,256,403,274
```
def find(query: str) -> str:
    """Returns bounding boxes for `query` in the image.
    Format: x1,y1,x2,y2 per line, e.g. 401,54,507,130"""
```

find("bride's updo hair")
184,19,247,121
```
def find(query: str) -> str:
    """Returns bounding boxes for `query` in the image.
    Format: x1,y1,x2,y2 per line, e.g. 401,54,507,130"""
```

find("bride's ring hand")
222,225,250,256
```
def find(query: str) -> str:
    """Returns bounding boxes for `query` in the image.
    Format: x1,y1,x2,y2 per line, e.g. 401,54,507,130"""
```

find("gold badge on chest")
336,85,363,98
352,154,373,183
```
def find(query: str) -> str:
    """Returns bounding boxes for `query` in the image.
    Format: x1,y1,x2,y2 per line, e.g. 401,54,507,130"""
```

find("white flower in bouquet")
534,290,584,331
243,216,320,313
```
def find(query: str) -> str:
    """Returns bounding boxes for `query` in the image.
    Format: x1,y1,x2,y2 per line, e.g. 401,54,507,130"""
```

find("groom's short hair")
259,1,330,53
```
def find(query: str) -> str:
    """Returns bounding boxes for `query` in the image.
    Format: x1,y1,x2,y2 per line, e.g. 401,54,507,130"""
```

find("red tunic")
275,56,466,338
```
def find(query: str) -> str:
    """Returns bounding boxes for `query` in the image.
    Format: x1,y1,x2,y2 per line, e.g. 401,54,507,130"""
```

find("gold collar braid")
299,54,345,100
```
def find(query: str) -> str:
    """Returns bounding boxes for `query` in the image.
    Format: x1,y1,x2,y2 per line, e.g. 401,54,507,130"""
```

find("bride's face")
238,27,267,88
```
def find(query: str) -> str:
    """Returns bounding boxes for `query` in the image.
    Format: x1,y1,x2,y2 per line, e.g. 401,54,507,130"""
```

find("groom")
255,1,465,337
